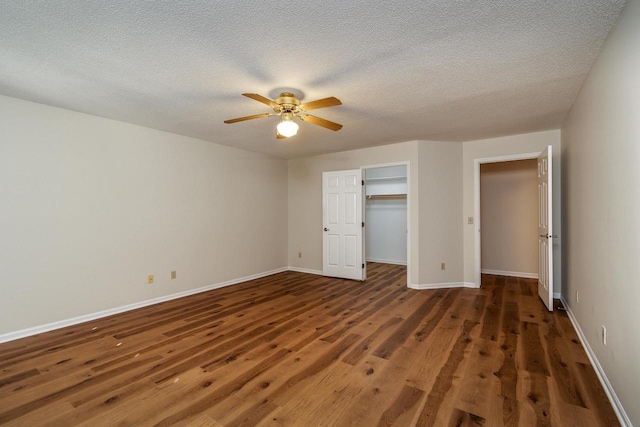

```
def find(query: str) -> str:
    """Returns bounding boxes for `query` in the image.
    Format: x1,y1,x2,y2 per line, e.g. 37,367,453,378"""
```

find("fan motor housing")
274,92,301,113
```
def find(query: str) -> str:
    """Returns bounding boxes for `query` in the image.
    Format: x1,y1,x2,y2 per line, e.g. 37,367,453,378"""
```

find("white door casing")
537,145,554,311
322,170,364,281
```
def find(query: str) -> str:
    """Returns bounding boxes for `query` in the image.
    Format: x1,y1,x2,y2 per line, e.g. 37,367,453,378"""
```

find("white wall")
365,165,407,264
561,0,640,423
480,160,538,277
0,95,289,336
462,130,561,289
365,200,407,264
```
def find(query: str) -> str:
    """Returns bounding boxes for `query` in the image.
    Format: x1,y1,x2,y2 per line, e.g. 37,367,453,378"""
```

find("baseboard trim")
287,266,323,276
408,281,479,290
0,267,288,344
560,296,631,426
481,269,538,279
365,258,407,266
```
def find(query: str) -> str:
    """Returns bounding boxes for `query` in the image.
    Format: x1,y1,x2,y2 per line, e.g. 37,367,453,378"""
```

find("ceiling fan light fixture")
276,115,299,137
224,92,342,138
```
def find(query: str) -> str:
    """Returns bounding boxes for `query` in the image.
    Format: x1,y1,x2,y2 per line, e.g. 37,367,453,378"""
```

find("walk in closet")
364,165,407,265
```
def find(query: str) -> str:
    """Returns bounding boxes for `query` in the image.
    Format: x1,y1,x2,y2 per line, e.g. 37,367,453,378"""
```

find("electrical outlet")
298,252,302,258
171,271,177,279
576,290,579,303
147,274,154,284
602,325,607,345
441,262,445,270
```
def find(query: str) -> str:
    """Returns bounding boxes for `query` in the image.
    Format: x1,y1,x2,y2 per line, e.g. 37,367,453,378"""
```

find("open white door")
322,170,364,281
537,146,554,311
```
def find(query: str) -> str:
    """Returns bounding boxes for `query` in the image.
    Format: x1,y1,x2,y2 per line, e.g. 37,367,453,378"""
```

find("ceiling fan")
224,92,343,138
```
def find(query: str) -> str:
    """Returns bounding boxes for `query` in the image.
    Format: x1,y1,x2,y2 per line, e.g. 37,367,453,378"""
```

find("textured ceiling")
0,1,627,159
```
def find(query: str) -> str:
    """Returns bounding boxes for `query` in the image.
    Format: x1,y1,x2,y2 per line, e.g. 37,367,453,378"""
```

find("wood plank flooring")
0,263,619,426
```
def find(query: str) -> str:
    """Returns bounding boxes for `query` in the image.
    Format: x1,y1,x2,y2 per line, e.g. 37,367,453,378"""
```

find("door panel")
328,193,339,224
323,170,364,280
537,146,554,311
328,234,340,266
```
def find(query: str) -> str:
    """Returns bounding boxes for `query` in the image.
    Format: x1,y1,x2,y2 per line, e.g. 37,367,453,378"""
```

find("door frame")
473,152,541,287
361,161,411,286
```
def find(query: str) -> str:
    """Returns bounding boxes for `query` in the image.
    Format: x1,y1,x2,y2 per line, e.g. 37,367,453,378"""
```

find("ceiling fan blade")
224,113,272,124
301,114,343,131
242,93,279,109
300,97,342,111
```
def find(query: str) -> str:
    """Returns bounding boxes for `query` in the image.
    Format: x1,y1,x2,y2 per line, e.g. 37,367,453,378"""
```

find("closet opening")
480,159,538,281
363,164,408,284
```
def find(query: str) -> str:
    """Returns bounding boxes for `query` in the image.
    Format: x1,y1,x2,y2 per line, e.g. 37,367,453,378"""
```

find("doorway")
473,151,541,287
473,147,556,311
480,159,538,278
363,163,409,284
321,162,411,285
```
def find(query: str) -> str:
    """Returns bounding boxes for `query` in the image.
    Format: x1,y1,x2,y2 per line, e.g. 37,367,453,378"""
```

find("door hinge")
362,263,365,269
362,179,364,186
362,222,365,227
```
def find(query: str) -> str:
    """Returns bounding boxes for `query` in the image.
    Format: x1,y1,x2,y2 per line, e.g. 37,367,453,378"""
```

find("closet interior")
364,165,407,265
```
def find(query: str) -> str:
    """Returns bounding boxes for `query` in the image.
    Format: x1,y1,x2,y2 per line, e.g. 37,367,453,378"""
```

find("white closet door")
322,170,364,281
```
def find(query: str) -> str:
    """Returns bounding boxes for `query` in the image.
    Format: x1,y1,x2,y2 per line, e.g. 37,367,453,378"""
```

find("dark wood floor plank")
342,316,403,366
479,281,504,341
521,321,551,377
151,348,291,426
0,267,621,426
453,338,503,421
574,361,621,426
225,333,361,426
496,300,519,401
372,289,447,359
524,371,552,426
0,368,40,388
448,407,487,426
545,320,587,408
376,384,425,426
415,320,478,426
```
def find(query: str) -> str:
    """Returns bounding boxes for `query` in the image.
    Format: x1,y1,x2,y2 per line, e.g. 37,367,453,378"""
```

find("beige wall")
418,141,463,285
288,142,420,282
462,130,562,290
287,140,464,286
561,0,639,423
0,95,289,336
480,160,538,276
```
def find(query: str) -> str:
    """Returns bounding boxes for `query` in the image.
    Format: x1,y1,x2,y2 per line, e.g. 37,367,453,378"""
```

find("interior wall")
287,140,465,287
480,159,538,277
417,141,464,285
287,142,420,282
561,0,639,423
462,130,562,290
0,95,289,336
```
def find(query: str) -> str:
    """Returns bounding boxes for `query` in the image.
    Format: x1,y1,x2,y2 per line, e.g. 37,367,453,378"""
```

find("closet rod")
366,194,407,200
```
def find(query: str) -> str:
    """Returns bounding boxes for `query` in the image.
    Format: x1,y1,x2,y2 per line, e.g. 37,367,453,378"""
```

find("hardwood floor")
0,263,619,426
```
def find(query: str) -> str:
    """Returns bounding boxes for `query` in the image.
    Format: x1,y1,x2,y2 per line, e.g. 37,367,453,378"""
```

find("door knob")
324,227,329,231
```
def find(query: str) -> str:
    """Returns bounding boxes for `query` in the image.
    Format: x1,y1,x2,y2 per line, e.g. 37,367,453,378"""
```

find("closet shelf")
366,194,407,200
365,176,406,182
